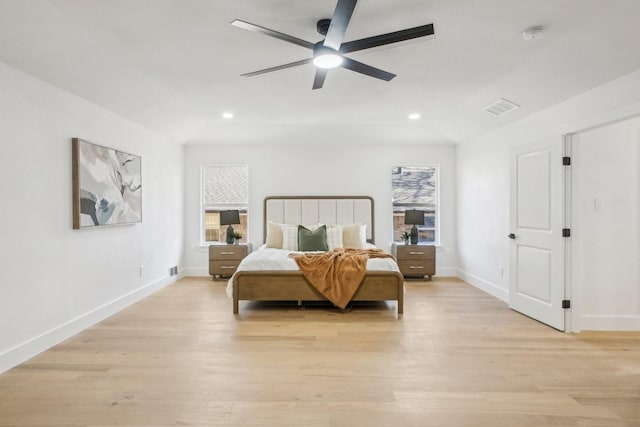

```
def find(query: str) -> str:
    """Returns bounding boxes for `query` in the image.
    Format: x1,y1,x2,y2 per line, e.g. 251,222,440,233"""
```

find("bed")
229,196,404,316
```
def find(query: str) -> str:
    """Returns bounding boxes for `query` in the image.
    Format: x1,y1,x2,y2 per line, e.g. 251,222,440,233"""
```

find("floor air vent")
485,98,520,117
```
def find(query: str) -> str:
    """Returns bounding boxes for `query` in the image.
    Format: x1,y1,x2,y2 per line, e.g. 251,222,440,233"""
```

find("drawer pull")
220,266,236,269
409,251,424,255
220,251,236,255
409,266,424,269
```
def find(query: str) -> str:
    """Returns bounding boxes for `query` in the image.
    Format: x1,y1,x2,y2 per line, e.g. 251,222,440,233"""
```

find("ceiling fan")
231,0,435,90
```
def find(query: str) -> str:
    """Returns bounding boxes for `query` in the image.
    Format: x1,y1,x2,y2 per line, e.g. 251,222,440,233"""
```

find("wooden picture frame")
72,138,142,229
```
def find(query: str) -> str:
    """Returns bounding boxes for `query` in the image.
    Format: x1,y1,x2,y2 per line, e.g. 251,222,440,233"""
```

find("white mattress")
226,245,399,297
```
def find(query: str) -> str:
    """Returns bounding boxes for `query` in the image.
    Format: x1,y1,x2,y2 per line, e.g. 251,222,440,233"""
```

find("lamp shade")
404,210,424,225
220,210,240,225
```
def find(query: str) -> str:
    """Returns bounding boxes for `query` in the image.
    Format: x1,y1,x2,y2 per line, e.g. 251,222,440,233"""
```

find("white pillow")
325,224,343,250
265,221,284,248
281,224,299,251
342,223,367,248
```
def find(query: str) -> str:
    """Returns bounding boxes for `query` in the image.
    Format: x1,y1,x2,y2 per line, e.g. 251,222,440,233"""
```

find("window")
392,165,438,244
201,165,248,244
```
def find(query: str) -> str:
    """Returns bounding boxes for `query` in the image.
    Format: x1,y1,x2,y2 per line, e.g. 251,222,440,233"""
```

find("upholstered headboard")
263,196,375,243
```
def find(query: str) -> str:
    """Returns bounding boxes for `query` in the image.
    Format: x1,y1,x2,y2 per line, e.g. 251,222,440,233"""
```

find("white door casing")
509,136,565,330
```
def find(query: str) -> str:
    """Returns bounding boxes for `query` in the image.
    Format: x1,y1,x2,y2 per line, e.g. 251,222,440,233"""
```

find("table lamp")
404,210,424,244
220,210,240,244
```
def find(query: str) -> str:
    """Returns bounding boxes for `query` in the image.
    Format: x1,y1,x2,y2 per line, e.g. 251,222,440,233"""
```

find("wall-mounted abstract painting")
72,138,142,229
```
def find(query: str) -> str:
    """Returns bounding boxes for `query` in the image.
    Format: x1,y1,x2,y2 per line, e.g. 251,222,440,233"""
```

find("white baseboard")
0,275,178,375
456,268,509,302
579,315,640,331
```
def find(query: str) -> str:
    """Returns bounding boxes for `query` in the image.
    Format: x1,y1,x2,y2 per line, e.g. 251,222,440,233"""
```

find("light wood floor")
0,277,639,427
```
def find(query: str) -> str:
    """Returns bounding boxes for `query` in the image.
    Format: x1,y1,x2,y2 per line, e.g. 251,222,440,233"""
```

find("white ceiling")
1,0,639,145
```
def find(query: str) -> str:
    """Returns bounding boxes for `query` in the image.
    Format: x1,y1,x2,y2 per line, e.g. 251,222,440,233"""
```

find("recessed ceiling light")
408,113,421,120
222,112,234,119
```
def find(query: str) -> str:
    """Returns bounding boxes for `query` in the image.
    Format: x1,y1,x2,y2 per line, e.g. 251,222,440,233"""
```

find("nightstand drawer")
209,260,241,276
392,243,436,279
209,245,247,260
209,244,251,279
398,260,435,277
396,245,435,261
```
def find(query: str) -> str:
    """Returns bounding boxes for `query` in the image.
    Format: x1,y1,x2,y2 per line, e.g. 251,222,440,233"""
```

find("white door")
509,136,566,330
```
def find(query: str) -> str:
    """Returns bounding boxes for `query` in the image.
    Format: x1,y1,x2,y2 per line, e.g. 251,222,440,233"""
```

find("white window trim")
392,163,440,246
200,164,249,246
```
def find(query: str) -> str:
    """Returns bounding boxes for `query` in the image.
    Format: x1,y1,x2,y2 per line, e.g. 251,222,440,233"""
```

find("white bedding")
226,244,400,297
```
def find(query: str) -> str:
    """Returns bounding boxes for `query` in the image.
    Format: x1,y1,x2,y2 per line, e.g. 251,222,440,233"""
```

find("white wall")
183,143,457,276
456,136,511,300
457,70,640,330
0,62,184,373
572,116,640,330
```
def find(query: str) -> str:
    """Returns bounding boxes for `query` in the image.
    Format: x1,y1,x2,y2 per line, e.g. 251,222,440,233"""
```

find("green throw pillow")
298,225,329,252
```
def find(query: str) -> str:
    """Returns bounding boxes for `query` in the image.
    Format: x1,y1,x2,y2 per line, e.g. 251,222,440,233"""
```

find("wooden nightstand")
392,243,435,280
209,243,251,279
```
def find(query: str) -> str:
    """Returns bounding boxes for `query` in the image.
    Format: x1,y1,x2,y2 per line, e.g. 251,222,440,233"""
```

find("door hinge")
562,228,571,237
562,156,571,166
562,300,571,309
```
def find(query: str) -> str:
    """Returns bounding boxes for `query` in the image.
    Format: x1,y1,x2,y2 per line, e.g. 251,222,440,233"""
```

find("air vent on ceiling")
485,98,520,117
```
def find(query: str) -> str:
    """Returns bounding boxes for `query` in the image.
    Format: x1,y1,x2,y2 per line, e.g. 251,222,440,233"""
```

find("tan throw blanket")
289,248,395,309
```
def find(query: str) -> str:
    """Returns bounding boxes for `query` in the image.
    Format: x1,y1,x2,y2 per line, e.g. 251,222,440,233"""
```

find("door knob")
508,233,516,239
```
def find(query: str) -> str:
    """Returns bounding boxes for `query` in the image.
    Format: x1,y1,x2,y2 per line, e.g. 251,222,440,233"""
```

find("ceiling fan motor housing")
317,18,331,36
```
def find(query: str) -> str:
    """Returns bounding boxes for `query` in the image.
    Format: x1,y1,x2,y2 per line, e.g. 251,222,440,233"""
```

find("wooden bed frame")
232,196,404,315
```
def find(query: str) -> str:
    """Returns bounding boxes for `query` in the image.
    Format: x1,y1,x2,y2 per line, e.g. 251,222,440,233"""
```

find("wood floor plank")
0,277,638,426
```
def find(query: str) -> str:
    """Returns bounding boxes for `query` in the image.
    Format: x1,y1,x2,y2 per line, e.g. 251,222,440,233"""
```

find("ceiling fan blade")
324,0,358,51
340,57,396,81
312,69,328,90
340,23,434,54
231,19,315,50
240,59,313,77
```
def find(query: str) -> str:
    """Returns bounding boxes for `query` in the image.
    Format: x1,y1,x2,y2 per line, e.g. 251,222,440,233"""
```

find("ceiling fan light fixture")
313,53,343,69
